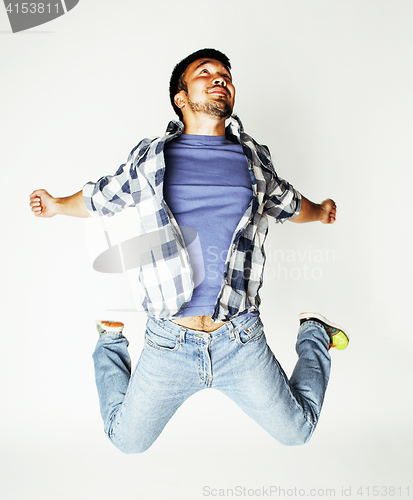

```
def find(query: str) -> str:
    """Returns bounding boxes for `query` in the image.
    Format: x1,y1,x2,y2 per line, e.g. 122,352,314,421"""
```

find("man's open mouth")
208,87,228,97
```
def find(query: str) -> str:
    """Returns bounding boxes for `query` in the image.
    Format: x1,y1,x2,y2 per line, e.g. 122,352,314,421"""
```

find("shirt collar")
225,114,244,141
165,120,184,136
164,114,244,142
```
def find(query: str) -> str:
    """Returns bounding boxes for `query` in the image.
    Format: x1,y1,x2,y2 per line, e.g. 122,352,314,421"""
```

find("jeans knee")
276,424,314,447
109,435,153,454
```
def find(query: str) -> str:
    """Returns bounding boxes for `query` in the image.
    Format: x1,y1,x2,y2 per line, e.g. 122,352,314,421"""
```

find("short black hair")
169,48,231,121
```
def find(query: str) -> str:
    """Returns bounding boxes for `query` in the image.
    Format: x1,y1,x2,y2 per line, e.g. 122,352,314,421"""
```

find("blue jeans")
92,315,331,453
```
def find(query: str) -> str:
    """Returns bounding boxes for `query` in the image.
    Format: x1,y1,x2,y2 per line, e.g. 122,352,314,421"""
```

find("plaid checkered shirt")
83,115,302,321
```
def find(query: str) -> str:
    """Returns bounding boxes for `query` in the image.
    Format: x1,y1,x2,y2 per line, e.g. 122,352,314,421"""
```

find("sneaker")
96,320,124,337
299,312,349,350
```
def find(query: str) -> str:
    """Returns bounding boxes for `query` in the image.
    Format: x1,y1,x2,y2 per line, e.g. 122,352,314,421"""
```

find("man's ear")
174,92,186,110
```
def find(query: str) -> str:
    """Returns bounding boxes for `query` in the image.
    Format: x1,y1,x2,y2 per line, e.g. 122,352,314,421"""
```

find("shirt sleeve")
263,173,302,223
83,151,137,218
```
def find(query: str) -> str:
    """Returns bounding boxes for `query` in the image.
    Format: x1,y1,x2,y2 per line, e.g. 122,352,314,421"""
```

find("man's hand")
29,189,90,218
29,189,58,218
292,195,337,224
320,198,337,224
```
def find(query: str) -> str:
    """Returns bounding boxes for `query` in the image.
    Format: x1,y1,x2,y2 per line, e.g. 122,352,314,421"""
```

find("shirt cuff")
82,182,100,217
289,190,302,220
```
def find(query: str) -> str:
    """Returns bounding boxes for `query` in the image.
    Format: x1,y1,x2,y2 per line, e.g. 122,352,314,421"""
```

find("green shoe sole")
299,312,349,351
331,330,349,350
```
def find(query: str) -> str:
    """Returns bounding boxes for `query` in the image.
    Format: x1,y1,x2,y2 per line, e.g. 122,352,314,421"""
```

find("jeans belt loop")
179,328,186,345
228,321,235,340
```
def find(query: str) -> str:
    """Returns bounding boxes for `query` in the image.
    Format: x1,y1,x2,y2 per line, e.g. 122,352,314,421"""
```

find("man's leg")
92,318,203,454
212,315,341,446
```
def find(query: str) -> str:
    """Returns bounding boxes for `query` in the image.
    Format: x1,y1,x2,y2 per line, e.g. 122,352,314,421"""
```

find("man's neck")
182,115,226,136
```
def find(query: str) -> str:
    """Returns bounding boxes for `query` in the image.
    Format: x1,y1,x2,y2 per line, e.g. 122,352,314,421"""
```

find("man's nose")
213,75,226,86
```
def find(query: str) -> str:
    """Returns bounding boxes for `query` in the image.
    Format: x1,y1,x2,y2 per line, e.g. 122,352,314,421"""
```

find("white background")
1,1,412,499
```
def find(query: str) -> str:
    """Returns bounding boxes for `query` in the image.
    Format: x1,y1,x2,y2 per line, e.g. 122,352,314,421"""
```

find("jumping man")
30,48,349,453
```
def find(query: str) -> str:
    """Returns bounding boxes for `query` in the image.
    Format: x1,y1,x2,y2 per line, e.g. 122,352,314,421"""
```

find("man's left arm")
291,196,336,224
260,146,336,225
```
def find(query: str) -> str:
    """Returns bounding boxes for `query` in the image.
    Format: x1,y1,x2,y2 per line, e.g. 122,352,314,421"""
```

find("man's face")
175,58,235,120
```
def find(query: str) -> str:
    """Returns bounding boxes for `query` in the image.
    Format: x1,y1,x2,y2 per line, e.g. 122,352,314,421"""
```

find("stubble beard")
186,92,232,119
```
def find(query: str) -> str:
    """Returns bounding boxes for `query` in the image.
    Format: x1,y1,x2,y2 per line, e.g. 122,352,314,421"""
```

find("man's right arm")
29,189,90,218
30,139,146,220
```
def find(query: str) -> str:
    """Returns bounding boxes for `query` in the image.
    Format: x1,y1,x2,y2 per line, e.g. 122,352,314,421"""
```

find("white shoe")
96,320,124,336
299,312,349,350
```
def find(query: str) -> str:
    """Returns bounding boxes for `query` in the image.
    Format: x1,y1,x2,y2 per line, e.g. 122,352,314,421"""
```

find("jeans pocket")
145,327,180,351
235,318,264,346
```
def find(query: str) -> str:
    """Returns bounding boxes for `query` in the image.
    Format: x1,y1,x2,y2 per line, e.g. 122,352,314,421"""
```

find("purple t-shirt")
163,134,257,318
